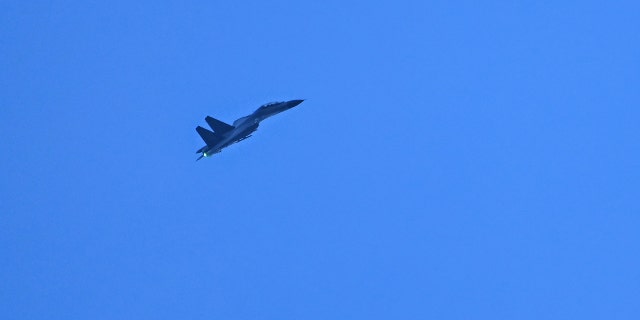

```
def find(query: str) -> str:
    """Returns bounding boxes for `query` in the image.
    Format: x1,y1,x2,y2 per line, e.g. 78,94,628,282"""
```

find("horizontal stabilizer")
205,116,234,133
196,126,224,146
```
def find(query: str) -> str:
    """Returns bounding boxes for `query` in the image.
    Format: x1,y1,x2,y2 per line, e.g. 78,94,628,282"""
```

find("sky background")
1,1,639,319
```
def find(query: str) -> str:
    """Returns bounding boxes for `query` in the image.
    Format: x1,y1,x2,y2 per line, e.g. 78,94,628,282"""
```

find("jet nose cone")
290,99,304,107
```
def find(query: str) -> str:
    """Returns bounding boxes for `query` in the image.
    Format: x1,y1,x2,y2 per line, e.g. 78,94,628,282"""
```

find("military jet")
195,99,304,160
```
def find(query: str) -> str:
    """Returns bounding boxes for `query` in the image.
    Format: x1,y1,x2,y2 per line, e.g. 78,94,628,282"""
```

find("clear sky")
1,1,639,319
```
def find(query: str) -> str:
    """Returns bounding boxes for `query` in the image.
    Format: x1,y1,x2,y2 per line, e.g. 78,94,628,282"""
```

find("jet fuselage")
196,99,304,159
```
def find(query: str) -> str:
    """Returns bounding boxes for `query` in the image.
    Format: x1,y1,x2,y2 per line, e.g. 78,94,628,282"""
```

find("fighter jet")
195,99,304,160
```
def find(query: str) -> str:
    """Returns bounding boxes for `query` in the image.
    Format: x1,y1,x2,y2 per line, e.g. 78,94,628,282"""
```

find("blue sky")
1,1,639,319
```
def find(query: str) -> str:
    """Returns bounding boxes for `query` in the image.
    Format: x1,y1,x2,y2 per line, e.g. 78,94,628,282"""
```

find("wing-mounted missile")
235,135,252,143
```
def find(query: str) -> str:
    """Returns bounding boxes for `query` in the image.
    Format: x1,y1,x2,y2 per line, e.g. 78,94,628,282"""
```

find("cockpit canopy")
257,101,283,111
262,101,282,107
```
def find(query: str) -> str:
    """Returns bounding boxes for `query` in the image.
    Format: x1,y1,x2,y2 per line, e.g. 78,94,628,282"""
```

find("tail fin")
196,126,223,146
205,116,234,133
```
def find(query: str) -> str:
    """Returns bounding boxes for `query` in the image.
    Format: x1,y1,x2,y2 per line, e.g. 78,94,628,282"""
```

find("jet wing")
196,126,224,146
205,116,234,133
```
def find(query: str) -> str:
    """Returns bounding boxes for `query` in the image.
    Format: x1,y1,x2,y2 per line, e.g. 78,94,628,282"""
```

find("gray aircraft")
195,99,304,160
